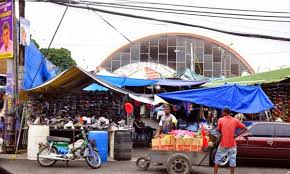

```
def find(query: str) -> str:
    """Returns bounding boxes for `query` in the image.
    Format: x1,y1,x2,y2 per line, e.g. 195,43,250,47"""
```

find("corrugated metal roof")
204,67,290,87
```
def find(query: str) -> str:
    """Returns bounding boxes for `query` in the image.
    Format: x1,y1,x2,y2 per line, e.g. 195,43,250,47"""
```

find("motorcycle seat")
47,136,71,143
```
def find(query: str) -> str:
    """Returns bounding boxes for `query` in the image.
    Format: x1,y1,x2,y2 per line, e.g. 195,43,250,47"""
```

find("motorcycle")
37,127,101,169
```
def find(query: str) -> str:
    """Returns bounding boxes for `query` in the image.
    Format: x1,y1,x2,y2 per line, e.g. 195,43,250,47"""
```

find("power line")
79,0,133,43
49,1,290,41
83,1,290,19
30,0,72,88
112,0,290,14
82,3,290,23
29,0,290,22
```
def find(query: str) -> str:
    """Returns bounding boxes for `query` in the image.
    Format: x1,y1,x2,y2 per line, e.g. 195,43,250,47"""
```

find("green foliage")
31,39,40,48
40,48,77,72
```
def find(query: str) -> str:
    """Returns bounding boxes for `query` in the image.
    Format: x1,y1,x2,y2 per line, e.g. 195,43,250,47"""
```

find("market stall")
20,66,156,159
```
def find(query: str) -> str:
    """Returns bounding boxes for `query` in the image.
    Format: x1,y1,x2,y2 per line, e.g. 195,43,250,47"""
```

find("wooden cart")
136,150,210,174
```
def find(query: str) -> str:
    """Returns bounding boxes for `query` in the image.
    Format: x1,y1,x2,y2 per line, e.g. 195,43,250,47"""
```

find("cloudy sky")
24,0,290,72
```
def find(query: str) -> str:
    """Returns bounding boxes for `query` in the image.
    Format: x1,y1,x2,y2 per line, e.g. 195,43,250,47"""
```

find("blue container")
88,131,108,163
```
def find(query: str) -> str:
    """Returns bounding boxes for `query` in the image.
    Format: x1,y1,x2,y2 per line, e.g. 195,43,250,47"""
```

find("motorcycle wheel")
37,146,58,167
85,149,101,169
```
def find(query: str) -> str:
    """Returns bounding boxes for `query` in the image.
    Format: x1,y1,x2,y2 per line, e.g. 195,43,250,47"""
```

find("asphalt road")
0,159,289,174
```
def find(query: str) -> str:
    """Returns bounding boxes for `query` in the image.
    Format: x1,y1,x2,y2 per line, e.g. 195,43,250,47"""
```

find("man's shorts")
214,146,237,167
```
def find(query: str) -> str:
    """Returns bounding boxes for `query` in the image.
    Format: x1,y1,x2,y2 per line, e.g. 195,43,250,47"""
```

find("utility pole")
19,0,25,66
14,0,25,154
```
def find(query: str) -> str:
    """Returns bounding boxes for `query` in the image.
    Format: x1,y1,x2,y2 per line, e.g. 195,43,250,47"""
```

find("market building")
99,33,254,78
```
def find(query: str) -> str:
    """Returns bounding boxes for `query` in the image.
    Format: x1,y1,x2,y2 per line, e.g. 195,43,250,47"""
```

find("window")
150,46,158,61
168,47,176,61
159,39,167,53
275,125,290,137
213,48,221,62
159,54,167,65
204,43,212,54
249,124,274,137
140,41,149,53
231,64,239,76
195,63,203,75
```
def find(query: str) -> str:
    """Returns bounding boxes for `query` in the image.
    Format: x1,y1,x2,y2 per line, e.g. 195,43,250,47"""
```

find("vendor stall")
19,66,156,158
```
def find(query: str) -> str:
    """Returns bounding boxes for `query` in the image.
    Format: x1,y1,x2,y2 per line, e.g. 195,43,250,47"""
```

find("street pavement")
1,158,289,174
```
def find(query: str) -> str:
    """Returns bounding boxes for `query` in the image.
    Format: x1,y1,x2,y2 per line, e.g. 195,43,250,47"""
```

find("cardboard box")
176,138,184,145
152,138,160,146
184,137,194,145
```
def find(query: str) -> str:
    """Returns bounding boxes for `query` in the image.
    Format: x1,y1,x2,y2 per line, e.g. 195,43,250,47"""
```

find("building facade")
100,33,254,78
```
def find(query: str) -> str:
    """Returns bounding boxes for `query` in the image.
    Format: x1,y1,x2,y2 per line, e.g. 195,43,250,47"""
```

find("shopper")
214,108,246,174
155,104,177,137
133,115,155,145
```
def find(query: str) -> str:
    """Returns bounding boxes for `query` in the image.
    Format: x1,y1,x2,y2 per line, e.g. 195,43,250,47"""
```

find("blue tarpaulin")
23,43,58,89
96,75,158,87
158,84,274,113
156,79,208,86
83,83,108,91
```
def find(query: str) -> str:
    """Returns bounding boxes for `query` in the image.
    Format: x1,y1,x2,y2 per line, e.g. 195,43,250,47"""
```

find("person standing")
155,104,177,137
214,108,246,174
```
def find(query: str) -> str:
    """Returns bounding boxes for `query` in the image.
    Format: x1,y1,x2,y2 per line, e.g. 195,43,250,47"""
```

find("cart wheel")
136,157,150,171
166,153,192,174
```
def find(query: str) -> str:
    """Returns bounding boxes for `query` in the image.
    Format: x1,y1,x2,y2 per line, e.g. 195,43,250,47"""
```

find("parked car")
210,122,290,166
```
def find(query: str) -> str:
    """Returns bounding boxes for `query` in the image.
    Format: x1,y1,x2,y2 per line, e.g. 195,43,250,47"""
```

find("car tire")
210,148,229,167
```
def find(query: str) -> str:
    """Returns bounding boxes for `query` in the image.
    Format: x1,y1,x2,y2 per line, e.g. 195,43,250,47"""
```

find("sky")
24,0,290,72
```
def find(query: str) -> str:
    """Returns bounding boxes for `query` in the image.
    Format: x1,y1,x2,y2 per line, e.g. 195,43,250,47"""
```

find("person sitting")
133,115,155,146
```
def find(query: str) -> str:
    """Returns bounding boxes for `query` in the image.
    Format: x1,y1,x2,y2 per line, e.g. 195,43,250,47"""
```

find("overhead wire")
47,0,290,41
29,0,290,22
81,1,290,19
30,0,72,88
78,0,133,43
112,0,290,14
81,3,290,23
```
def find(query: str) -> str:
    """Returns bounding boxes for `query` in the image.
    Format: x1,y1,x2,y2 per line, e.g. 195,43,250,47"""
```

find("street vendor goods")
152,130,209,152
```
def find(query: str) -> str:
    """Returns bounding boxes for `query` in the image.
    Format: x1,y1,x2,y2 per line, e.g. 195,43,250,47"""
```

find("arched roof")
100,32,254,74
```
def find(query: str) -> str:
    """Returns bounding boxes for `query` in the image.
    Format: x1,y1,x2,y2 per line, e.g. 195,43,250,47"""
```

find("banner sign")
20,17,30,46
0,0,13,59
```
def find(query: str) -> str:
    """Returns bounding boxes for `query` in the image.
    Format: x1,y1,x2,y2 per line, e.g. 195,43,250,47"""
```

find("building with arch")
99,33,254,78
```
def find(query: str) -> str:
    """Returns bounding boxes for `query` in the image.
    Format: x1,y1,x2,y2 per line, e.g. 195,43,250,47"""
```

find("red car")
210,122,290,166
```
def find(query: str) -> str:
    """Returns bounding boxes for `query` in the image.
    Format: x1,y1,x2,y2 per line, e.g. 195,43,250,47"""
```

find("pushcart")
136,150,210,174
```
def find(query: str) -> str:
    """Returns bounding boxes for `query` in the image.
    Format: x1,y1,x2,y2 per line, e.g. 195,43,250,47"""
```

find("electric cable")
80,0,133,44
30,0,72,88
112,0,290,14
49,1,290,41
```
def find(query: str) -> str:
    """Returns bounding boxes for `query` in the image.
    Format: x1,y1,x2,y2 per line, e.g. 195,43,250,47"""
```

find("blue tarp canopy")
156,79,208,86
23,42,58,89
96,75,158,87
83,83,108,91
158,84,274,114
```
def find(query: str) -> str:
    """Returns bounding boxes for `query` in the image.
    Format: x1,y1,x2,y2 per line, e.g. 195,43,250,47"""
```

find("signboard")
20,17,30,46
0,0,13,59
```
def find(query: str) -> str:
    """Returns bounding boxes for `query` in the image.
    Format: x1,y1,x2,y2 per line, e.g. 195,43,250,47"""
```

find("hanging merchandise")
124,102,133,115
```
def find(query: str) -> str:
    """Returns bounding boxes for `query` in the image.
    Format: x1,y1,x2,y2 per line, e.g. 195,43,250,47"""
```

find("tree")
40,48,77,72
31,39,40,49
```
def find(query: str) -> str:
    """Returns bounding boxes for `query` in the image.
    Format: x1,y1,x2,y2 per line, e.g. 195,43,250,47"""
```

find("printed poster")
0,0,13,59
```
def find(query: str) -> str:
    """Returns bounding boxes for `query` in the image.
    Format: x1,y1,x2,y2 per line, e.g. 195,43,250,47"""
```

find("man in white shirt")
155,104,177,137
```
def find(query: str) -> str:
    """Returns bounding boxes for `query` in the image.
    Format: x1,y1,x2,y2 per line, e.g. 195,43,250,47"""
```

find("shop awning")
24,66,156,105
205,67,290,86
24,66,131,94
97,75,158,87
158,84,274,114
156,79,208,86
